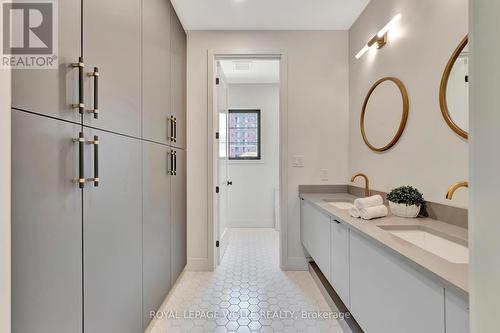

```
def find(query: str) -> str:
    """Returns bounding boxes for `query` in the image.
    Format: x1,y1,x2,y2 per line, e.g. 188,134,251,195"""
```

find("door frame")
207,51,288,271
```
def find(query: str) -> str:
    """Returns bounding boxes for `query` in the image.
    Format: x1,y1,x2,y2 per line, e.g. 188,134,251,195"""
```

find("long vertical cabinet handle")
168,150,174,175
71,57,85,114
169,116,175,142
74,132,85,188
87,67,99,119
87,136,100,186
173,118,177,143
173,150,177,176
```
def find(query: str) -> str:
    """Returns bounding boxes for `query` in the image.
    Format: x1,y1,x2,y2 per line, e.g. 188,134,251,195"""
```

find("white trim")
207,50,288,271
286,257,309,271
185,258,210,272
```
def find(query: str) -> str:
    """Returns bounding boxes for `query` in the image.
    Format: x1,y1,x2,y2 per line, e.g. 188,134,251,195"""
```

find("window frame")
227,109,262,161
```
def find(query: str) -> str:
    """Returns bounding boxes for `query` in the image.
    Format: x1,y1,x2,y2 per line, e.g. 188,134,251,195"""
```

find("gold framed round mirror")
360,77,409,152
439,35,469,140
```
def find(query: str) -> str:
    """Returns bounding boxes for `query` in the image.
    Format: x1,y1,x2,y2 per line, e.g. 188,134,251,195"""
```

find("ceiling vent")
233,61,252,71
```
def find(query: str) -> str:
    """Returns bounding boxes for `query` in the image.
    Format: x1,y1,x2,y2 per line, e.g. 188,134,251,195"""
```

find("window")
228,109,261,161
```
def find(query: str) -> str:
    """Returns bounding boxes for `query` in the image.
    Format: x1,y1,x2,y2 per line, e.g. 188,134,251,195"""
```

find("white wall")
469,1,500,331
349,0,469,207
187,31,349,270
226,84,280,228
0,69,11,332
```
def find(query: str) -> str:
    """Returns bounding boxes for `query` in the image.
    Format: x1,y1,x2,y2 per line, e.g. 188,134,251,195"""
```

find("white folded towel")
349,207,360,218
354,195,384,209
359,205,388,220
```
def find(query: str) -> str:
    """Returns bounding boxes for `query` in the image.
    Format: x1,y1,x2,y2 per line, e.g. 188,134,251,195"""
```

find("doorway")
213,56,282,266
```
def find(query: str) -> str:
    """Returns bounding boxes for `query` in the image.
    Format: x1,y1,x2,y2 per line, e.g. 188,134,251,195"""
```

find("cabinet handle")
169,116,175,142
87,67,99,119
74,132,85,188
173,117,177,143
71,57,85,114
168,150,174,175
334,219,341,224
173,150,177,176
87,136,99,187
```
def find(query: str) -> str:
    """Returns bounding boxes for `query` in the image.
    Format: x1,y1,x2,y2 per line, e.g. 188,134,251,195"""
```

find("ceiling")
219,59,280,84
170,0,370,30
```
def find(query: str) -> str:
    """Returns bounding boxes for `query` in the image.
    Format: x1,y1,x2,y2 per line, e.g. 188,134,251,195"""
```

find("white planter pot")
389,201,420,218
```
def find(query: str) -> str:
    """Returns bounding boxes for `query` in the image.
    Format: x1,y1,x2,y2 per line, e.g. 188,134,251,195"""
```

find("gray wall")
187,31,350,270
0,69,11,333
349,0,469,207
470,1,500,331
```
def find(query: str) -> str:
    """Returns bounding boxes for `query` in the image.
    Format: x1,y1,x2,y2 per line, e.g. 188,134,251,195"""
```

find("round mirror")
361,77,409,152
439,36,469,139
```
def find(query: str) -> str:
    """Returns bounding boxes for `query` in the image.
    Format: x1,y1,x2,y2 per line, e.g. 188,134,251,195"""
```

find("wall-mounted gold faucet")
446,181,468,200
351,173,370,197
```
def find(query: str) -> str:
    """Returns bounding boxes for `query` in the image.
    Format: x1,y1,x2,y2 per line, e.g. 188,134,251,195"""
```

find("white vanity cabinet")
300,200,331,281
330,219,350,307
349,231,445,333
445,290,469,333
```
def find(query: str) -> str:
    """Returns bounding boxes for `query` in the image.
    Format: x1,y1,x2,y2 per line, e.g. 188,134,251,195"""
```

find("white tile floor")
147,228,344,333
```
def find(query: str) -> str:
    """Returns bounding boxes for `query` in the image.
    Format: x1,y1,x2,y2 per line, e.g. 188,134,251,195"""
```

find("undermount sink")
380,226,469,264
324,200,354,210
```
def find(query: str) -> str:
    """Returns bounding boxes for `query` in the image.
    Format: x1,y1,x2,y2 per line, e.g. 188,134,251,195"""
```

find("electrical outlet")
320,169,329,181
292,155,304,167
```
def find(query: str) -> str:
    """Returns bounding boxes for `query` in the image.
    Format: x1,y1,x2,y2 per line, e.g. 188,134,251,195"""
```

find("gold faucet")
351,173,370,197
446,181,468,200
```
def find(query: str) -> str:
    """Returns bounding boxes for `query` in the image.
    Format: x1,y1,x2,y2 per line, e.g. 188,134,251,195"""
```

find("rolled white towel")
359,205,388,220
349,207,360,218
354,195,384,209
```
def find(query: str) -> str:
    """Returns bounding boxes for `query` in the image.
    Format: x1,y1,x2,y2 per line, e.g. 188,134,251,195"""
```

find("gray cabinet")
170,5,187,149
83,0,142,137
445,290,469,333
350,231,445,333
142,0,172,144
300,200,331,280
171,149,187,282
83,129,142,333
11,0,81,123
331,220,350,307
12,111,82,333
143,141,172,328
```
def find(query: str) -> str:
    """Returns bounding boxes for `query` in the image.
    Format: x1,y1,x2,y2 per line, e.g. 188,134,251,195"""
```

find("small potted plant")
387,186,425,218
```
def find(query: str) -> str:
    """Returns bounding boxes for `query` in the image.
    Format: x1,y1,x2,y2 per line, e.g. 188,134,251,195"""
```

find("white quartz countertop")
300,192,469,298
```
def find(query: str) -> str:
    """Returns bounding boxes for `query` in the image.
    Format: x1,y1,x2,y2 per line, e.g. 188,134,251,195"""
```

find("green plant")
387,186,425,207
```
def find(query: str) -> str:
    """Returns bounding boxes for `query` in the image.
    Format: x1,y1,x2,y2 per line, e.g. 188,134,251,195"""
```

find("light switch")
320,169,329,181
292,155,304,167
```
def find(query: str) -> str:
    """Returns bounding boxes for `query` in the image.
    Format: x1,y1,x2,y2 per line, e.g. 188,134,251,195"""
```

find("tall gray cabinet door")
83,0,141,137
83,129,142,333
11,0,81,123
170,5,187,149
143,141,172,329
171,149,187,283
142,0,171,144
12,110,82,333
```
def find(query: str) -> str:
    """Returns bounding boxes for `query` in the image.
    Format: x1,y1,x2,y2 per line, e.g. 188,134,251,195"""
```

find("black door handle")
75,132,85,188
71,57,85,115
91,136,99,186
87,67,99,119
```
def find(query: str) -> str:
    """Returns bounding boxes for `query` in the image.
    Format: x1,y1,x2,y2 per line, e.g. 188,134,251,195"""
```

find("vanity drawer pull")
334,219,341,224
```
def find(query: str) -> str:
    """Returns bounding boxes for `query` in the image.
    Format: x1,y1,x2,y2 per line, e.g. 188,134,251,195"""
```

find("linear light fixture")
355,13,402,59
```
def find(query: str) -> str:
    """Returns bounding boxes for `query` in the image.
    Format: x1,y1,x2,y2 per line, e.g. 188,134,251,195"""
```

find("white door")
216,63,230,264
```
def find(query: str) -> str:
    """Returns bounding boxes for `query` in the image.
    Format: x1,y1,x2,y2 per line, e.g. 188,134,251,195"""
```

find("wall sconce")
355,13,402,59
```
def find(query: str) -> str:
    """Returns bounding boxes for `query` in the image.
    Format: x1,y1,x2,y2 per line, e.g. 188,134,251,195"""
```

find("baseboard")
185,258,211,271
230,219,274,228
283,256,309,271
308,262,364,333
